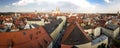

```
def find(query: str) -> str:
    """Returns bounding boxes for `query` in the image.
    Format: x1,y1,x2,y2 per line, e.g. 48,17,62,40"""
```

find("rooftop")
92,35,108,45
62,22,90,45
105,23,119,31
43,18,63,34
0,26,52,48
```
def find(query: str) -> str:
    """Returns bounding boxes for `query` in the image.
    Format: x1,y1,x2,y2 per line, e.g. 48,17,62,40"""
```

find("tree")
98,43,106,48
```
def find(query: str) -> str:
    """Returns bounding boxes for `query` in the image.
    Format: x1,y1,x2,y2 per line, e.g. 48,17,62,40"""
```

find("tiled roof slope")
0,27,52,48
61,22,90,45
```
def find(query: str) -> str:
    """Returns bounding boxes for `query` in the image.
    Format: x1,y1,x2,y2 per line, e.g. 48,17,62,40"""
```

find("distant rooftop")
106,23,119,30
27,18,41,21
92,35,108,45
43,18,62,34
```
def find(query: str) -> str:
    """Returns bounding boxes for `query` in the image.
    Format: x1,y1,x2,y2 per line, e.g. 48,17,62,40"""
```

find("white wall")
27,21,45,26
101,27,120,39
84,27,101,36
84,29,93,34
94,27,101,37
113,27,120,38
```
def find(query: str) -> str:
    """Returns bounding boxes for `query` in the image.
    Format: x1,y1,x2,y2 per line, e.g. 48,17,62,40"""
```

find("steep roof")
61,22,90,45
43,18,62,34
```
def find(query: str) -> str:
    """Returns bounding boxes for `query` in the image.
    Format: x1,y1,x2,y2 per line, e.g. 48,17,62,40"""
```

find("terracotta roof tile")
0,27,52,48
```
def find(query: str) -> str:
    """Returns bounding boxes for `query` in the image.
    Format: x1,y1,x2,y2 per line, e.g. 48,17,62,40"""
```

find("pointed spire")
117,11,119,16
56,7,60,11
56,7,60,14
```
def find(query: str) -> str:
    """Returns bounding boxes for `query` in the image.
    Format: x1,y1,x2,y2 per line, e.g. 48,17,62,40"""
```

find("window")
44,39,48,44
29,45,33,48
36,31,41,35
38,31,41,34
36,37,38,39
38,42,43,48
30,34,33,40
23,32,26,35
36,32,38,35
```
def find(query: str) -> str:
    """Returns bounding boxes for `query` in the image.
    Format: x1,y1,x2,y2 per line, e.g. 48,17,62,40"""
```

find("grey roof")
62,26,90,45
106,24,119,30
44,18,62,34
92,35,108,45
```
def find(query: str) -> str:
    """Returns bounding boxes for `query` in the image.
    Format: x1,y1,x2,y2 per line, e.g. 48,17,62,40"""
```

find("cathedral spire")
117,11,119,16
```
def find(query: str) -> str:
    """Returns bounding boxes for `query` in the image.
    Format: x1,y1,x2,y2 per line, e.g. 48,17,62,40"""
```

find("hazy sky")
0,0,120,13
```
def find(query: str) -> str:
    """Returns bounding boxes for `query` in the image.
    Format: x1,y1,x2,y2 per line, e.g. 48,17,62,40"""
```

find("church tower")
52,7,61,16
117,11,119,16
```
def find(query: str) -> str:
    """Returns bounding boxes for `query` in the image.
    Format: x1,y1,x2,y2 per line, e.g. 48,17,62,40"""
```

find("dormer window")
23,32,26,35
8,40,14,48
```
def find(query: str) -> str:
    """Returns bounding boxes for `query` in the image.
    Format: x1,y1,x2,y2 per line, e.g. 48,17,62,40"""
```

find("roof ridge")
61,23,75,42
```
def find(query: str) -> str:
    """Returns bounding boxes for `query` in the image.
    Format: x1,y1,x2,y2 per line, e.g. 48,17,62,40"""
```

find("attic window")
36,37,38,39
36,31,41,35
38,42,43,48
38,31,41,33
23,32,26,35
29,45,33,48
30,34,33,40
44,39,49,44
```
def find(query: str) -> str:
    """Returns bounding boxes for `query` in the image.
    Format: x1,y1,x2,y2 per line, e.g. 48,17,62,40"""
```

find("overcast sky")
0,0,120,13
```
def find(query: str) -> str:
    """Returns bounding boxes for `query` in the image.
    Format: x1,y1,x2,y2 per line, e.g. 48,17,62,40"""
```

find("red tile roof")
0,27,52,48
